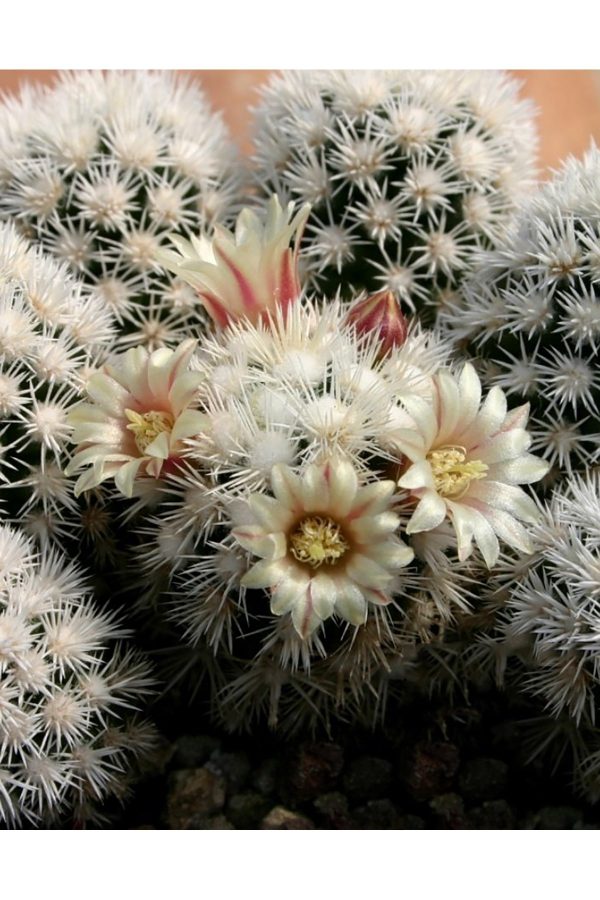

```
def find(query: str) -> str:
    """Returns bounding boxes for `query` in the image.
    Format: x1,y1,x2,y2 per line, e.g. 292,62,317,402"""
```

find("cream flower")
66,339,207,498
393,363,549,567
158,195,311,327
232,458,414,638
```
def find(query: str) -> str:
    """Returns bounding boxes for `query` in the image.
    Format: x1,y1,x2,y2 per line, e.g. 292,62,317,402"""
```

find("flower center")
426,445,488,498
125,408,175,454
289,515,350,569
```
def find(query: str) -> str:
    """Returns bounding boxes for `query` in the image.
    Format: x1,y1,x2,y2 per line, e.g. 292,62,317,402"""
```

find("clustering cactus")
447,472,600,798
1,69,598,823
441,146,600,483
251,70,537,319
0,524,154,827
129,302,472,732
0,222,117,548
64,229,549,734
0,70,243,351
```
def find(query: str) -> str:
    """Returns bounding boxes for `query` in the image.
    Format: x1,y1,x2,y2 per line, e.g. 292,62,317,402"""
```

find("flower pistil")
289,515,350,569
125,409,175,454
426,446,488,499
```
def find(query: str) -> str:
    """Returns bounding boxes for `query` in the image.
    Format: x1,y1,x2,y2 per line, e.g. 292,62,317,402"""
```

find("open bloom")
232,458,414,638
66,339,207,498
393,363,549,567
158,195,311,328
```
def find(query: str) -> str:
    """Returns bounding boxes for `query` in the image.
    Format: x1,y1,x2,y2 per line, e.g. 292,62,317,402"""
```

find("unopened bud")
345,290,408,357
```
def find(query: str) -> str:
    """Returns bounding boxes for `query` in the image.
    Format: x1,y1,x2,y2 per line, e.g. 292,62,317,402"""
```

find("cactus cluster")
0,70,242,352
441,146,600,483
63,283,548,734
0,222,117,547
127,301,470,732
0,524,154,826
453,472,600,798
1,67,599,825
251,70,537,319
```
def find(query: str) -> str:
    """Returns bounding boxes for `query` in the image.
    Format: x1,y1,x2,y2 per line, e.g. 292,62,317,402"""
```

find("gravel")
101,688,600,830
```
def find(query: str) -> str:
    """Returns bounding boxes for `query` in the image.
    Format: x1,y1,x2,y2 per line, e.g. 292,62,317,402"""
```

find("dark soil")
103,685,600,830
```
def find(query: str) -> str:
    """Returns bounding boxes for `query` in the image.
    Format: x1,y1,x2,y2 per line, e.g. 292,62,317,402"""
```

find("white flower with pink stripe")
66,339,207,498
232,457,414,638
393,363,549,567
159,196,310,327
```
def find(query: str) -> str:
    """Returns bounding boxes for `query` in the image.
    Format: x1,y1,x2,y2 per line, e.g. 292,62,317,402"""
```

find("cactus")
441,145,600,484
67,293,548,733
0,222,118,549
0,70,243,352
0,523,154,827
250,70,537,320
451,472,600,799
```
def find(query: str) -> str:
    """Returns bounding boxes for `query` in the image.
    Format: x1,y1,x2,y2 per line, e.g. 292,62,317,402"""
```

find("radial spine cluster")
251,70,537,319
0,70,243,352
0,222,117,545
86,299,548,732
441,145,600,482
0,524,154,827
457,473,600,798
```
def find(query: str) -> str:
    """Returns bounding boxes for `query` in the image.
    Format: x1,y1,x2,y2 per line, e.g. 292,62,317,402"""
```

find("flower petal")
466,481,541,523
445,501,476,561
345,553,394,590
291,586,323,638
476,428,531,464
406,490,447,533
398,459,435,492
300,462,331,512
349,480,396,519
169,371,205,416
248,494,295,532
325,458,358,518
270,568,310,615
462,386,507,447
113,458,144,498
488,455,550,485
86,374,131,417
397,395,437,448
477,506,534,555
270,464,304,512
308,574,336,621
435,370,461,445
368,539,415,569
145,430,171,460
170,409,209,444
464,505,500,568
233,526,287,561
241,558,285,590
458,363,482,430
333,583,368,626
350,512,400,543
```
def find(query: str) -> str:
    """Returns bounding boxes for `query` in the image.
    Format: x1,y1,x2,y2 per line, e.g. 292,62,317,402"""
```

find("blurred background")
1,70,599,174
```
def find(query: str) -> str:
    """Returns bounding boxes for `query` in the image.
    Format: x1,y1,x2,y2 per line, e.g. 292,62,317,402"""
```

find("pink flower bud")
345,290,408,357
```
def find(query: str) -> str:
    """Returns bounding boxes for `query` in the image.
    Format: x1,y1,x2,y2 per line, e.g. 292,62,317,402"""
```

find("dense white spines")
0,524,154,826
457,473,600,796
251,70,537,318
0,70,243,352
441,146,600,481
115,299,544,732
0,223,117,542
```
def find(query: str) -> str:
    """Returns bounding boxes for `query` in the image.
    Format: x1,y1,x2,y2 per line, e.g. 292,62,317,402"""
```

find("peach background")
1,70,599,173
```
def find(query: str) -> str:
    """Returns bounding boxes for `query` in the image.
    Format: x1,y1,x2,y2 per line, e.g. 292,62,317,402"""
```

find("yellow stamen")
289,515,350,569
125,408,174,454
427,445,488,498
